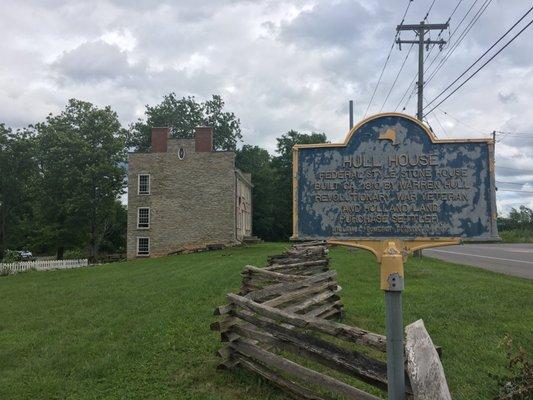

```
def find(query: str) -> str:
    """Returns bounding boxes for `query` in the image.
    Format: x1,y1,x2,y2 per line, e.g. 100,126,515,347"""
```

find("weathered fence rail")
213,242,407,399
213,242,450,399
0,259,89,275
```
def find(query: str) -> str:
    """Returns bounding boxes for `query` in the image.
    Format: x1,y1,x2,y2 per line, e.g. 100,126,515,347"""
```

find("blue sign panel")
293,113,499,241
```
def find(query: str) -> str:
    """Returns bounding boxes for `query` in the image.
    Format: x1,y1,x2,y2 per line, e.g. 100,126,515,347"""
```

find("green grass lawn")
0,243,531,400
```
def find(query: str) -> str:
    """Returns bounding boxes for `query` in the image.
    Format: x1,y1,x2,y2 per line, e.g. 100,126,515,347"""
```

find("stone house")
127,127,252,259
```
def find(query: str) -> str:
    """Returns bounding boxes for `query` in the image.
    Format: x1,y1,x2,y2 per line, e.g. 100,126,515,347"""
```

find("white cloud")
100,29,137,52
52,40,136,82
1,0,532,210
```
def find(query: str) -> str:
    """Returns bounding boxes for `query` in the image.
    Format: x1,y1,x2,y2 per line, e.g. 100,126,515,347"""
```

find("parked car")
19,250,35,261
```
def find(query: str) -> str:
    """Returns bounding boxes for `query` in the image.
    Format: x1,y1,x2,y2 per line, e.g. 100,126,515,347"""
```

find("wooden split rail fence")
212,241,415,399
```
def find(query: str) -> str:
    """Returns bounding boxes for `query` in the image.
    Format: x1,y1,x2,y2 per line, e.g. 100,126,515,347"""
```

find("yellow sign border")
291,112,496,247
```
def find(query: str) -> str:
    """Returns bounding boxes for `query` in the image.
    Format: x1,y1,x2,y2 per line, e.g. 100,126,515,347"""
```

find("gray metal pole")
385,291,405,400
349,100,354,129
417,21,425,121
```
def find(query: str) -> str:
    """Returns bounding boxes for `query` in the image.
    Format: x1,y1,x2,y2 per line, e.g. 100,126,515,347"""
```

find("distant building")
127,127,252,259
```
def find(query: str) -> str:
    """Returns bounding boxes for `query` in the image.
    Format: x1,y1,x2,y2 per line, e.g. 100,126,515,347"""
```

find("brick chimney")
151,127,170,153
194,127,213,152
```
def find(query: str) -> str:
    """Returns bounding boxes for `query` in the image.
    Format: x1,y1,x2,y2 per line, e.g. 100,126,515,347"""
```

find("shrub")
0,264,12,276
2,249,21,263
500,229,533,244
64,249,86,260
492,334,533,399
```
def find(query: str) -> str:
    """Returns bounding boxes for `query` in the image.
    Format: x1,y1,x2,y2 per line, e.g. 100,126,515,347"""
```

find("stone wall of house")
127,150,237,259
167,138,195,154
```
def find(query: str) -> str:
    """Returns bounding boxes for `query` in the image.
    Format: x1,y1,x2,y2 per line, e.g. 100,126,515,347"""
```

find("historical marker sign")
292,113,499,241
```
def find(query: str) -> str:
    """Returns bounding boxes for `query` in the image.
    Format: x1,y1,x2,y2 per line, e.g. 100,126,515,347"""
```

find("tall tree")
271,130,328,240
236,145,277,240
33,99,126,260
127,93,242,152
0,125,37,257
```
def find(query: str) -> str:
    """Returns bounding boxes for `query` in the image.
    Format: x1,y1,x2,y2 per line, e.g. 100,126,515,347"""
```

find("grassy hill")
0,243,531,400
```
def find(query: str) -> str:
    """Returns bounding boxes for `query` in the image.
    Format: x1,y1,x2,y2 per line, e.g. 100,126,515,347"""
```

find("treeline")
0,93,326,259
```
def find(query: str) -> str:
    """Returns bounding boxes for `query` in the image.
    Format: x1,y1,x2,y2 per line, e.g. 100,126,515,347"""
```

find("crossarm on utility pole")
395,40,446,45
396,23,449,31
395,20,449,121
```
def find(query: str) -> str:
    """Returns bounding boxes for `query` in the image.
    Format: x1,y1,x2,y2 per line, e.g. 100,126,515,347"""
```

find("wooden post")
405,320,451,400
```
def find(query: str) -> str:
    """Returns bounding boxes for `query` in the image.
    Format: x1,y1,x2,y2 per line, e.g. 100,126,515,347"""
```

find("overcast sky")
2,0,532,213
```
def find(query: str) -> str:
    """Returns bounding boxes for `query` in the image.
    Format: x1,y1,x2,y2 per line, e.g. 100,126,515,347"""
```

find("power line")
424,0,494,86
395,0,464,112
422,0,464,63
496,130,533,142
386,0,439,114
422,96,448,137
437,108,488,134
498,136,533,143
364,42,396,118
496,180,532,186
496,130,533,136
364,0,413,118
434,110,533,138
425,0,492,84
422,0,482,85
424,6,533,111
395,75,417,111
424,0,438,21
495,132,510,142
423,117,434,133
396,20,449,120
380,44,414,112
432,112,449,137
497,166,533,173
499,135,533,139
422,107,533,139
499,201,533,204
443,0,465,26
423,17,533,117
498,189,533,194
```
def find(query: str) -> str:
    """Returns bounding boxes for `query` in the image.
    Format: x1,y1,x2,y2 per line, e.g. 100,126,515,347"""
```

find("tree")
98,200,127,254
127,93,242,152
33,99,127,260
271,130,328,240
509,206,533,228
0,125,37,257
498,206,533,231
236,145,277,240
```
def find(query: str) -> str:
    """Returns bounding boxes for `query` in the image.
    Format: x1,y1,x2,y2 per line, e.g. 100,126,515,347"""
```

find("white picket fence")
0,259,89,275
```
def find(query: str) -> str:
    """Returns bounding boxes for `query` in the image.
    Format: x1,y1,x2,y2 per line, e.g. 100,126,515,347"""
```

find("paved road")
423,243,533,280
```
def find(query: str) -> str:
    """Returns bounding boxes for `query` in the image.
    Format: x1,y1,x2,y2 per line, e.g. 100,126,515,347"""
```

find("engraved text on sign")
294,114,498,240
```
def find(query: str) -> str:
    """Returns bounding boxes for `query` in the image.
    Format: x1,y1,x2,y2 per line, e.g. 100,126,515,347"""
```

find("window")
137,237,149,256
138,174,150,194
137,207,150,229
178,148,185,160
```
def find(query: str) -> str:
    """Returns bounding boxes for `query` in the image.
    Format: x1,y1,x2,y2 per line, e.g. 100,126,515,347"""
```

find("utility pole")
396,21,449,120
349,100,354,130
382,22,449,400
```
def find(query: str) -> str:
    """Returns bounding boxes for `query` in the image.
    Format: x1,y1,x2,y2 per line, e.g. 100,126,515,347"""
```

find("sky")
1,0,532,214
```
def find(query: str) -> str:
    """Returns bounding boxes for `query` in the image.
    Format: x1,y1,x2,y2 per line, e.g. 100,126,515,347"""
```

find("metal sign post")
329,238,458,398
292,113,499,399
381,242,405,400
